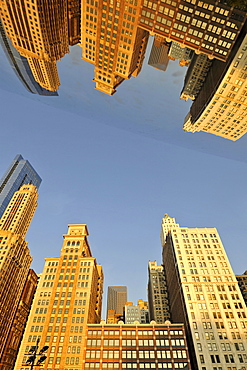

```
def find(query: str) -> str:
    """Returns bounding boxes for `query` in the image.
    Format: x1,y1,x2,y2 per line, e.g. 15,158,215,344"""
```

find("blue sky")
1,39,247,318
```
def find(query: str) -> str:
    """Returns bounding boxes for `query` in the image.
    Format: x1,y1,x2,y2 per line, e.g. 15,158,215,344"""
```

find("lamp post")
23,339,49,369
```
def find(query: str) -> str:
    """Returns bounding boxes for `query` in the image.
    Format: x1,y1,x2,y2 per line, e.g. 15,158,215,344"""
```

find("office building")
183,25,247,141
0,0,69,91
148,36,170,71
0,20,58,95
80,0,149,95
236,271,247,306
168,42,194,67
82,321,191,370
124,300,149,324
180,53,212,101
148,261,170,324
139,0,246,62
0,154,41,218
14,224,104,370
107,285,127,321
161,214,247,370
0,184,38,361
0,269,38,370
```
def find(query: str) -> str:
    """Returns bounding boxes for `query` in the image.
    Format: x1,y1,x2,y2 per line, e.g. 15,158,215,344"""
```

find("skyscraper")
0,184,39,361
14,224,104,370
148,261,170,324
161,214,247,370
0,154,41,218
107,285,128,321
0,20,58,95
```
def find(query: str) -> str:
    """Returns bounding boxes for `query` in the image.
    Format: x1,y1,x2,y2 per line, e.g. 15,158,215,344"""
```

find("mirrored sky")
1,38,247,317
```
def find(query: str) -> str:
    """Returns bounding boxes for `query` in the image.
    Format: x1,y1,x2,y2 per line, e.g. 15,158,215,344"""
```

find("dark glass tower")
0,154,42,218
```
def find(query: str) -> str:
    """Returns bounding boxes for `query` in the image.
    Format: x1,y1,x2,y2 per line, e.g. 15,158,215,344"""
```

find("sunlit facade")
0,0,69,90
80,0,149,95
184,32,247,141
14,224,104,370
139,0,246,62
82,321,191,369
161,214,247,370
0,184,38,362
0,269,38,370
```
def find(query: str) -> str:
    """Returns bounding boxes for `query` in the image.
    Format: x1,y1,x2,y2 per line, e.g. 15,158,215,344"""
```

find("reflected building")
0,184,38,362
14,224,104,370
139,0,246,62
148,36,169,71
184,25,247,141
161,214,247,370
0,20,58,95
80,0,149,95
168,42,194,67
0,154,41,218
0,0,69,91
180,53,212,101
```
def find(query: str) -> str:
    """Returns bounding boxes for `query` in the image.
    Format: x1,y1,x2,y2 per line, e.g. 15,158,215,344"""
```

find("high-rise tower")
107,285,128,321
0,154,41,218
161,214,247,370
148,261,170,323
14,224,104,370
0,184,38,361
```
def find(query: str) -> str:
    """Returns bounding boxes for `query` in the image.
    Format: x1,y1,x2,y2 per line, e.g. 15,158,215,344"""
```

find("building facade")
14,224,104,370
180,53,212,101
183,26,247,141
82,321,191,369
0,154,41,218
0,184,38,362
124,300,149,324
0,269,38,370
107,285,128,321
0,0,70,90
139,0,246,62
161,214,247,370
0,19,58,95
148,261,170,324
148,36,170,71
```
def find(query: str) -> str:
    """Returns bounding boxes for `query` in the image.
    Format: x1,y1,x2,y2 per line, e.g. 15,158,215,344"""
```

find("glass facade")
0,154,42,218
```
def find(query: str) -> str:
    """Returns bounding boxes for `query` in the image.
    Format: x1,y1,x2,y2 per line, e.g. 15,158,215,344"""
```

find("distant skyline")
1,38,247,318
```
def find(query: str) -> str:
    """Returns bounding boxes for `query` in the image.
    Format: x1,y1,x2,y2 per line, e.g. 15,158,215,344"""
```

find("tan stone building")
161,214,247,370
0,0,70,90
14,224,103,370
0,184,38,365
80,0,149,95
82,321,191,369
184,30,247,141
